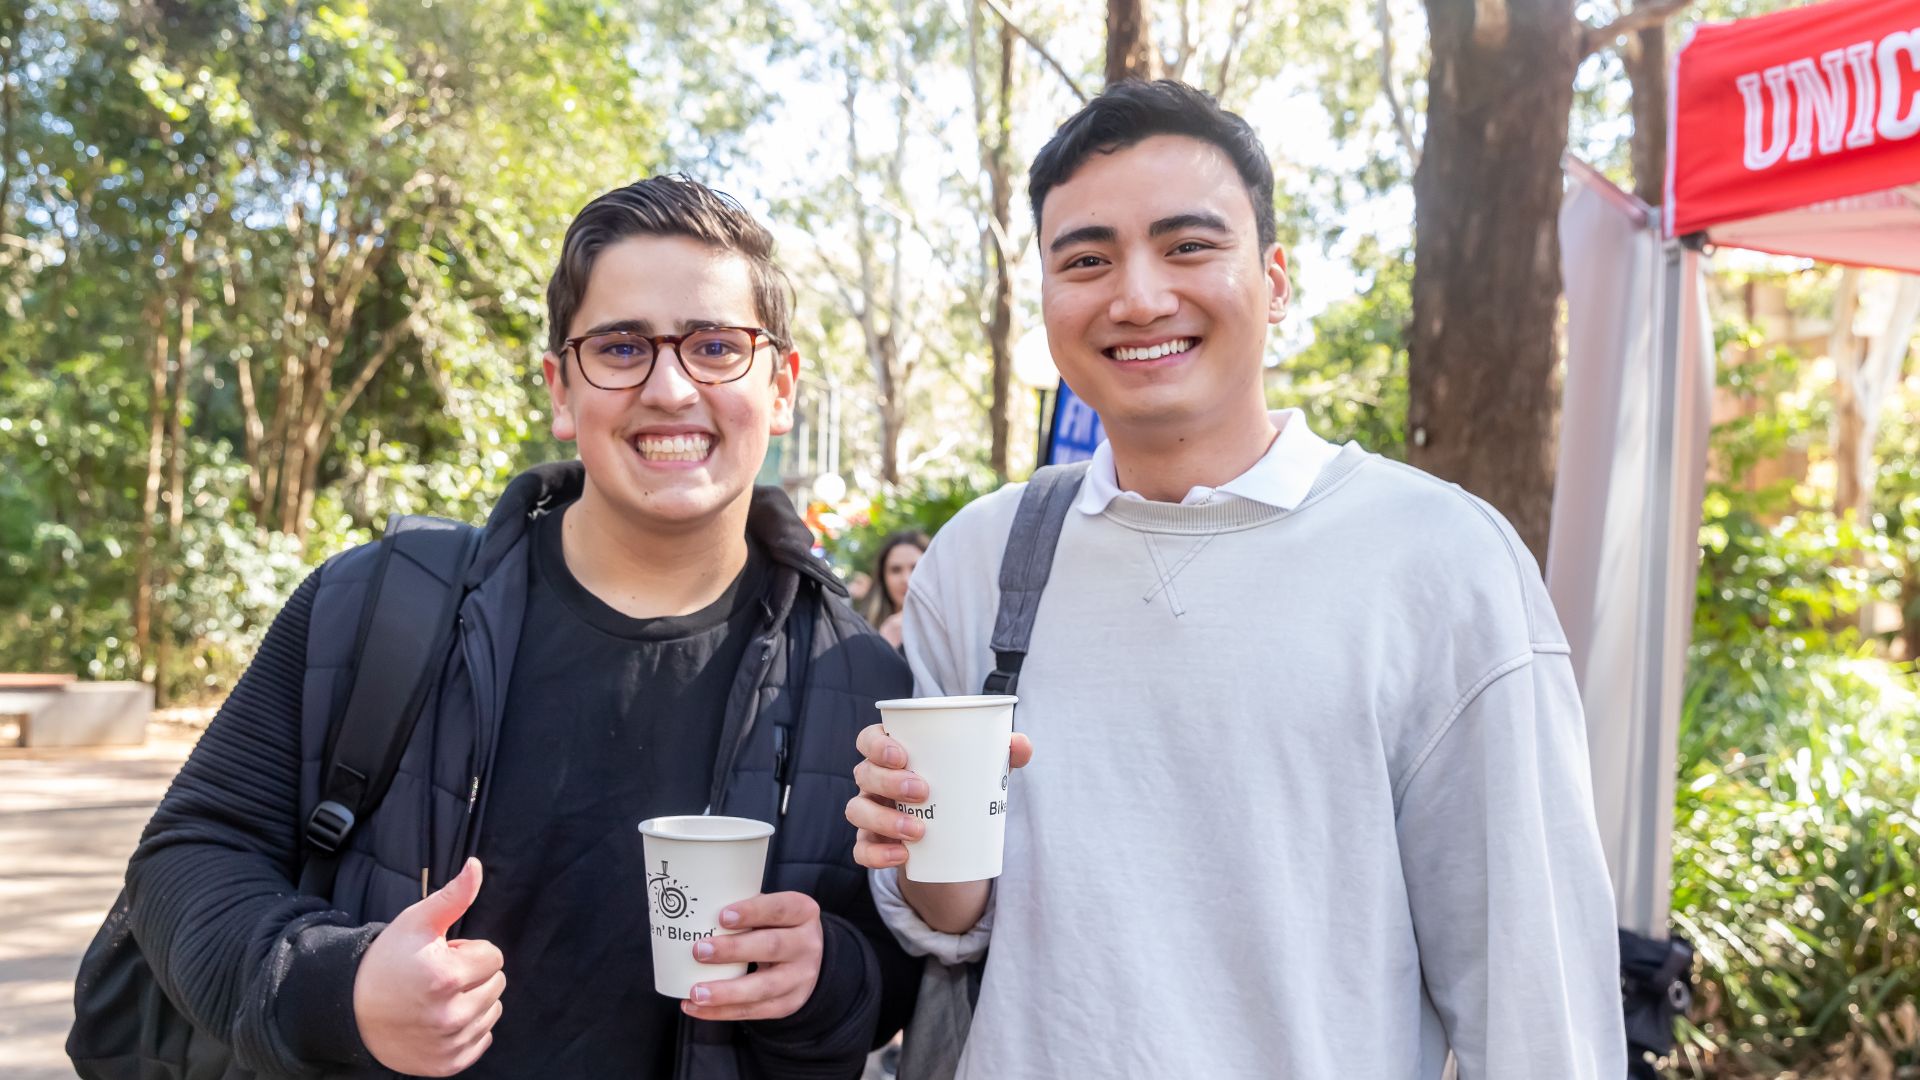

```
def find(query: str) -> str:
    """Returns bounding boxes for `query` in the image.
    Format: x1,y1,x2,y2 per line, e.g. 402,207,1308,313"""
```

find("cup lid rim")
637,815,777,842
875,694,1017,710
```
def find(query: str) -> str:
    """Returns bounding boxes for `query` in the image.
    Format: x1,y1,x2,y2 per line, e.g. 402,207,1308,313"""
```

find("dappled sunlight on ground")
0,725,196,1079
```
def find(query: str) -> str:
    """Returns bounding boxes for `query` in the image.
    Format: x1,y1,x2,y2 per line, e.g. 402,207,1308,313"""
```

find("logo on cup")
647,860,697,921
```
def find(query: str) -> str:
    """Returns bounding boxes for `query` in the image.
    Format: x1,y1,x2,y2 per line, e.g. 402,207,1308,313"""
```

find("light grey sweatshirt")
873,444,1626,1079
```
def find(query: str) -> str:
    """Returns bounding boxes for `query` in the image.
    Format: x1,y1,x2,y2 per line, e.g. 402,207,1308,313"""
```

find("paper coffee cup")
636,815,774,998
876,694,1017,883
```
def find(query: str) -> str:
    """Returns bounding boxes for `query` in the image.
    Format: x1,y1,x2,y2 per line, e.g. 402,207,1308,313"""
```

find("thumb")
401,857,483,939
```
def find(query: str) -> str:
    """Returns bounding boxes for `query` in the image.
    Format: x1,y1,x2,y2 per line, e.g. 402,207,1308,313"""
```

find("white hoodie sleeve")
864,566,997,962
1395,647,1628,1080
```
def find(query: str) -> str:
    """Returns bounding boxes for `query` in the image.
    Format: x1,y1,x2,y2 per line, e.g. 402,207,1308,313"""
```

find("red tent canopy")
1665,0,1920,270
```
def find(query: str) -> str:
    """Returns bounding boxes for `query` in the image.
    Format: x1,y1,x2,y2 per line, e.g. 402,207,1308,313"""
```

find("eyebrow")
578,317,734,336
1048,224,1117,253
1148,212,1231,237
1047,212,1234,254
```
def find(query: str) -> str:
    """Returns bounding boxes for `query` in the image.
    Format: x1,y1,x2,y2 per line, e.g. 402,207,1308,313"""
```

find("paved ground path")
1,722,901,1080
0,726,195,1079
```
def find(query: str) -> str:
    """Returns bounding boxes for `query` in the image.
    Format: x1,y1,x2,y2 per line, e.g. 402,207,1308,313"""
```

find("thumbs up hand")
352,858,506,1076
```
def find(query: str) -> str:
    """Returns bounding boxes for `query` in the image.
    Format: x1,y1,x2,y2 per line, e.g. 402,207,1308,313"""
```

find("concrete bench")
0,676,151,748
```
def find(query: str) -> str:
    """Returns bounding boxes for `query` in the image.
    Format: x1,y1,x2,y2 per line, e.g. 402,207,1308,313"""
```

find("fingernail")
897,815,923,838
883,746,904,768
720,909,741,928
691,986,711,1004
693,942,714,960
899,778,926,799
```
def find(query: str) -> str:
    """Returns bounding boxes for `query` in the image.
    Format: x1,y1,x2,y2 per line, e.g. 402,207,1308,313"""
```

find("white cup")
636,815,775,998
876,694,1017,883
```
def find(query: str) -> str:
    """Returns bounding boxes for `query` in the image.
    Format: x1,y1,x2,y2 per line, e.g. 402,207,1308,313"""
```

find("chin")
1084,385,1202,428
631,483,744,527
581,461,734,533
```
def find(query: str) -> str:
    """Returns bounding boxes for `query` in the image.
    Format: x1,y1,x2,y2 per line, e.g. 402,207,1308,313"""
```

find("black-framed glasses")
562,326,781,390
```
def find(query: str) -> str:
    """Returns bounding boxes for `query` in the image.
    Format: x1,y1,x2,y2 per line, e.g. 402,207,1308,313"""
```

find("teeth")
633,433,713,461
1111,338,1194,361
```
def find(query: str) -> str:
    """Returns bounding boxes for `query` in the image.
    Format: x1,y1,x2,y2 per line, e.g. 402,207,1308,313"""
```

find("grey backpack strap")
982,461,1089,695
895,959,985,1080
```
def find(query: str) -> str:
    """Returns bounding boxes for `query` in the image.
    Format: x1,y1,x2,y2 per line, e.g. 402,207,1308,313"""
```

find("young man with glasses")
847,82,1625,1078
114,177,917,1079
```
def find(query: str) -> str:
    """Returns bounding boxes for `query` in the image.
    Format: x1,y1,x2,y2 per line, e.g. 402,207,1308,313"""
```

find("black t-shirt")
460,503,770,1076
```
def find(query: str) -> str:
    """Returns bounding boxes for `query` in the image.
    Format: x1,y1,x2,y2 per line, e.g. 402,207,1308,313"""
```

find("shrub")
1669,647,1920,1078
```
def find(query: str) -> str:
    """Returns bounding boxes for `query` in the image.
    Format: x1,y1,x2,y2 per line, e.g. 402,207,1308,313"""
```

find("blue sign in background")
1045,382,1105,465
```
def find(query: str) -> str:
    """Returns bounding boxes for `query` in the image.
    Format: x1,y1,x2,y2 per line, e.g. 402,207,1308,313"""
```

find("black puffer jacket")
121,462,917,1079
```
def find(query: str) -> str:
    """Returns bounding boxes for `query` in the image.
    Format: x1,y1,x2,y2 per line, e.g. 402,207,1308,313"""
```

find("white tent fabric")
1706,185,1920,275
1549,159,1715,936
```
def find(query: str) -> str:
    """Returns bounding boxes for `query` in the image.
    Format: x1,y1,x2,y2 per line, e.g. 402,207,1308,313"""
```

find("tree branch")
843,73,889,403
1378,0,1421,170
1580,0,1690,60
1172,0,1194,83
324,310,413,438
1213,0,1255,98
979,0,1088,103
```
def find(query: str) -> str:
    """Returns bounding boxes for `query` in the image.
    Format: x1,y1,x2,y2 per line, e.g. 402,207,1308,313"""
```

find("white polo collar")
1074,408,1341,515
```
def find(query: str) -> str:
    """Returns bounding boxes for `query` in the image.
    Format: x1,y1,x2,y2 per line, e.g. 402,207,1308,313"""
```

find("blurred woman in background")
865,530,928,649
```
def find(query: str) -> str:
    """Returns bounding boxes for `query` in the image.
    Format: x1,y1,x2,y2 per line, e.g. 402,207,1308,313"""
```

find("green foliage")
1272,237,1410,458
1669,650,1920,1078
1876,395,1920,655
0,0,646,699
822,474,999,580
1669,303,1920,1077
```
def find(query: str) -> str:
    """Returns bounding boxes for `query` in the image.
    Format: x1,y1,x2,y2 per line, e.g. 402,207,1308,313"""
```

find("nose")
1107,259,1178,325
637,343,701,411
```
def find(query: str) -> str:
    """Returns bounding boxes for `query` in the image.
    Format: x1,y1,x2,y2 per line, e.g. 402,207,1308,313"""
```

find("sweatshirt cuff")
272,920,385,1068
869,868,993,965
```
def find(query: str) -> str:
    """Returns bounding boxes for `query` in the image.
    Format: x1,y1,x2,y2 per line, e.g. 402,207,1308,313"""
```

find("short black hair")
545,176,793,364
1028,80,1277,250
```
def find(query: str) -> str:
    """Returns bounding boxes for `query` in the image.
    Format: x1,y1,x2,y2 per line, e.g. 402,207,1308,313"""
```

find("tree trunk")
165,277,195,533
1899,564,1920,661
986,12,1015,481
152,250,197,707
1833,274,1919,526
879,400,903,487
133,293,170,683
1105,0,1159,84
1830,269,1865,521
0,13,17,252
1623,18,1667,206
1409,0,1579,565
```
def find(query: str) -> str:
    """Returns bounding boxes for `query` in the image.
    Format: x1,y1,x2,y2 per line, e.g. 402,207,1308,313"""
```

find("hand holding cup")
847,697,1033,876
681,891,824,1021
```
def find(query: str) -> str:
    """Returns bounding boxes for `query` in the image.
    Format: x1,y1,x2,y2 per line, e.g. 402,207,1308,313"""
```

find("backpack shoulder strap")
303,514,482,889
982,462,1089,695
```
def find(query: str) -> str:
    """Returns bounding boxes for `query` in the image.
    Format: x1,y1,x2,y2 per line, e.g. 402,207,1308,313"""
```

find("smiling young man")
111,177,916,1079
847,81,1627,1078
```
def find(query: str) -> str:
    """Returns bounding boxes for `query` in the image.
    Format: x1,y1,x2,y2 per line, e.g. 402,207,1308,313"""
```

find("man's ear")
768,349,800,436
1266,244,1292,325
541,351,578,443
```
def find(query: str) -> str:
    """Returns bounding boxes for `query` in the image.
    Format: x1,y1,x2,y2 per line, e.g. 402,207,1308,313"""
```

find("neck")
559,482,752,619
1108,400,1279,502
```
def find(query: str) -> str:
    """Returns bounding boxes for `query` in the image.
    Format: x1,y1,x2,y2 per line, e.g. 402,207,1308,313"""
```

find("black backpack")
67,515,481,1080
